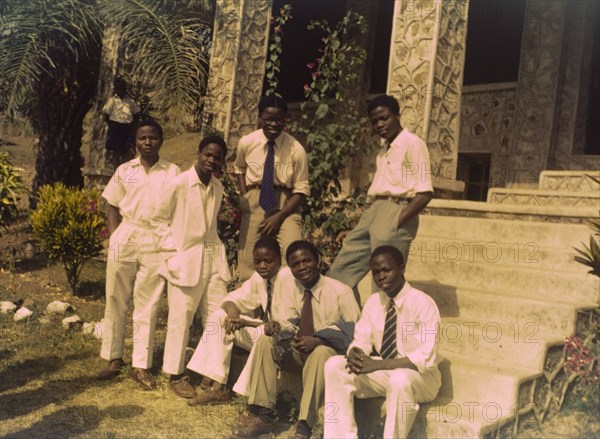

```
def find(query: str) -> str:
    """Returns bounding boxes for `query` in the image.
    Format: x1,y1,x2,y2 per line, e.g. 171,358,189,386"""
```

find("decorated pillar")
201,0,272,151
505,0,567,184
387,0,469,190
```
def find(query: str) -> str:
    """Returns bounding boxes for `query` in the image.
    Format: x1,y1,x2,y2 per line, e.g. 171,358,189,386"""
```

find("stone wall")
459,83,518,187
387,0,469,183
505,0,566,185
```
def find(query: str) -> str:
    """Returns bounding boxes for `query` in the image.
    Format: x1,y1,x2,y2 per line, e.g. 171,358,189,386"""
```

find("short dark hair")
367,94,400,115
371,245,405,267
258,95,288,115
286,240,319,264
198,135,227,157
253,236,281,261
135,119,163,139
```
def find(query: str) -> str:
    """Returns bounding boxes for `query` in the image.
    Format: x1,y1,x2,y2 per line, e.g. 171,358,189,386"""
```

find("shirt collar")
188,164,216,190
128,157,168,170
297,275,324,302
383,280,411,309
260,130,284,149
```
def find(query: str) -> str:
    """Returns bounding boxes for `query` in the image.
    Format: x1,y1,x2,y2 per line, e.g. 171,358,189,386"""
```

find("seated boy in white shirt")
324,245,442,439
186,236,296,405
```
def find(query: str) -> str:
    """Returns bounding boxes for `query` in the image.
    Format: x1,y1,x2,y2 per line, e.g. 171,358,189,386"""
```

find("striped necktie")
262,280,272,322
380,299,397,359
259,140,276,213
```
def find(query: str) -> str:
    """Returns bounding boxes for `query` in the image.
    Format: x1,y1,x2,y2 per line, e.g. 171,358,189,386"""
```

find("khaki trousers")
238,188,302,281
232,334,336,428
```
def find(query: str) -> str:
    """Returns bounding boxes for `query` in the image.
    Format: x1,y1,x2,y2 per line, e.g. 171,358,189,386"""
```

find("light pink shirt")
233,129,309,196
349,281,441,374
367,129,433,198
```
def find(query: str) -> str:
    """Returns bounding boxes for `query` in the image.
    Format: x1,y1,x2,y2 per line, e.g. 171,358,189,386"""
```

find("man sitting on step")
185,236,297,405
323,245,441,439
231,240,361,439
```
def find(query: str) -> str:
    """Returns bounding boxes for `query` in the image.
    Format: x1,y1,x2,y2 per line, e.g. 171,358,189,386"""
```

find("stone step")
417,215,593,249
437,317,563,370
408,282,585,335
409,235,588,273
406,259,599,305
436,353,540,420
487,188,599,208
539,170,600,192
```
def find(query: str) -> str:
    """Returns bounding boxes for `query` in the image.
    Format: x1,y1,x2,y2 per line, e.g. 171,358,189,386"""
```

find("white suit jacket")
156,166,231,287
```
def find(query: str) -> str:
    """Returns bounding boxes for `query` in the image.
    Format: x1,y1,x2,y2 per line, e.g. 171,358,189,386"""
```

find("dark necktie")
298,289,314,361
380,299,397,359
262,280,272,322
259,140,276,213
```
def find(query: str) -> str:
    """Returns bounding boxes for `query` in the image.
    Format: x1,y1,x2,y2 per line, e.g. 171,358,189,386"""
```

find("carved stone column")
387,0,469,191
201,0,272,151
505,0,567,185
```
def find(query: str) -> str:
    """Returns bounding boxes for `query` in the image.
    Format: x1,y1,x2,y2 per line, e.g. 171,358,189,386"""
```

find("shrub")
0,151,28,233
31,182,106,293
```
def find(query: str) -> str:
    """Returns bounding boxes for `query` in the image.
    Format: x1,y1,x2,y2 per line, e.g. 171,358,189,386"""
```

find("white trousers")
101,225,165,369
186,308,262,383
162,269,227,375
323,356,441,439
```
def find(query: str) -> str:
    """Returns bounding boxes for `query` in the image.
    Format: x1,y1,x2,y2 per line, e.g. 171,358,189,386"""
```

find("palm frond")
100,0,213,129
0,0,101,115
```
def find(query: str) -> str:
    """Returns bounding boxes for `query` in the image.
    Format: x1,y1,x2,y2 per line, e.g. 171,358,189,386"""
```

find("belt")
374,195,411,204
246,184,289,191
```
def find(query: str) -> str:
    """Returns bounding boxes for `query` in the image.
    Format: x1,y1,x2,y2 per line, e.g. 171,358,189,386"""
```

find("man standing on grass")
98,119,179,390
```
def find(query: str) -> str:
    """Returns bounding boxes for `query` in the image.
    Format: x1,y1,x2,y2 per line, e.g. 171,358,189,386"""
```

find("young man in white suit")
155,135,230,398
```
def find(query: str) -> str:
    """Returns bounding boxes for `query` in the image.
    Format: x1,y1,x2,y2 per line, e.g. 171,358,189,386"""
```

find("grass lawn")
1,133,598,438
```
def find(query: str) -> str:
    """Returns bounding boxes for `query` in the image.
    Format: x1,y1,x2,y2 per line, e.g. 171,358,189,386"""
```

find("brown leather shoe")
129,368,157,390
293,420,312,439
169,375,197,398
187,387,231,406
231,413,276,438
98,358,125,380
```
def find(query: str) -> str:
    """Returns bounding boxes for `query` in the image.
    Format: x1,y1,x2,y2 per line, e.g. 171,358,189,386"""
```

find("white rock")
46,300,73,315
62,315,82,329
0,301,17,314
14,307,33,321
82,321,103,339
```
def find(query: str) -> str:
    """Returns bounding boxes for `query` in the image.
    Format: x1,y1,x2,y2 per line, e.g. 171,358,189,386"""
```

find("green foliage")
0,152,28,233
286,10,373,255
563,309,600,414
216,168,242,269
99,0,214,128
574,177,600,277
31,183,106,294
264,4,293,97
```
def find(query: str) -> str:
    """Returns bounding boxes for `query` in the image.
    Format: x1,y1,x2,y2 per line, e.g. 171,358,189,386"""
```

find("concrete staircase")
356,171,599,438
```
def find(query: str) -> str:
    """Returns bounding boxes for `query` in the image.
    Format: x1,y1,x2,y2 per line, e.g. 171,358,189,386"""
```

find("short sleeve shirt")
367,129,433,198
102,157,180,226
102,95,140,124
233,129,309,196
